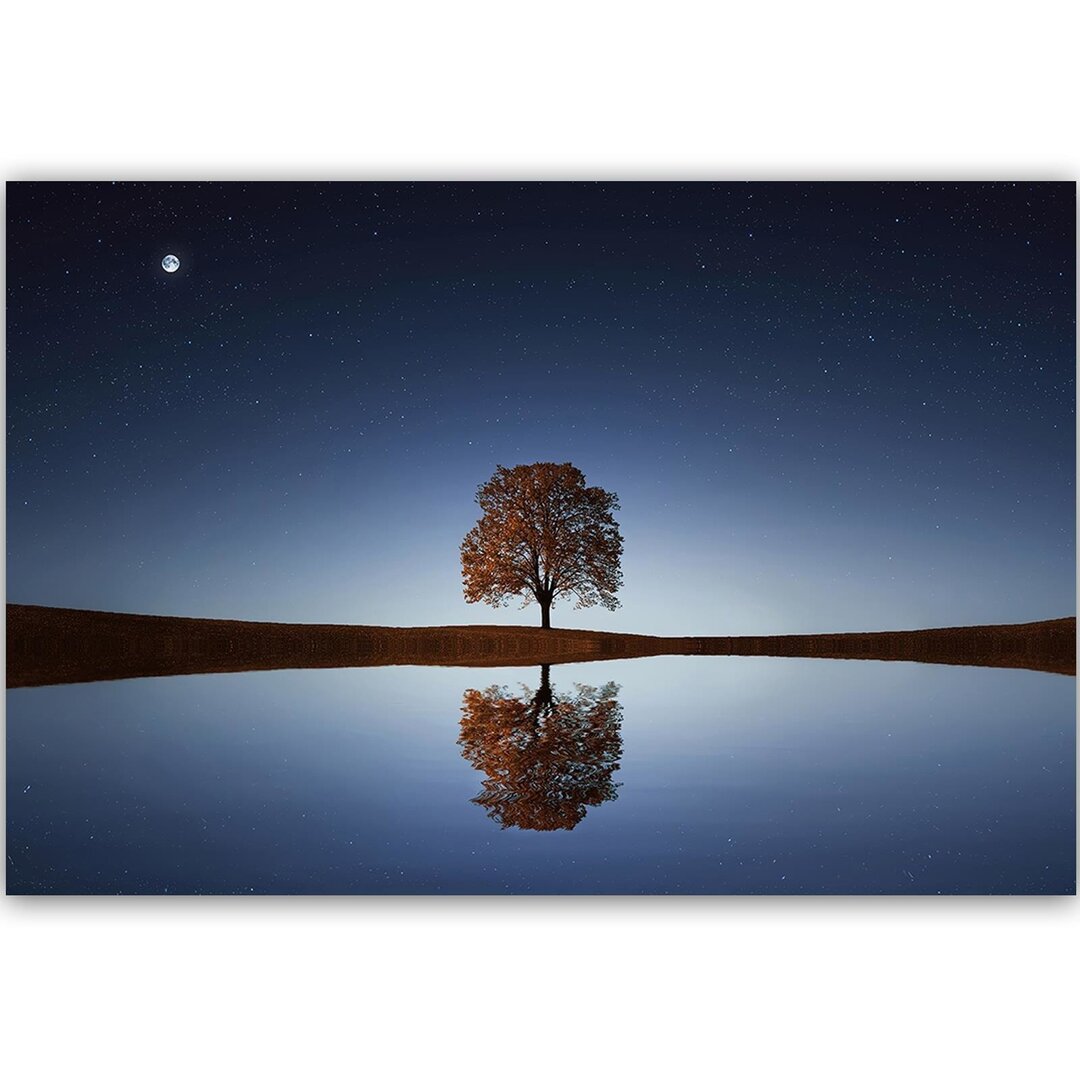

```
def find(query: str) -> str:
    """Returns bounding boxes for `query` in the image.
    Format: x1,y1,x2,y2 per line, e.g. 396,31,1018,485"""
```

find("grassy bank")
6,604,1075,688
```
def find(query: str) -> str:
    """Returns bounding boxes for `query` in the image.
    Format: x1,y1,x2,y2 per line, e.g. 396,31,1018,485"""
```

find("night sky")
6,182,1075,634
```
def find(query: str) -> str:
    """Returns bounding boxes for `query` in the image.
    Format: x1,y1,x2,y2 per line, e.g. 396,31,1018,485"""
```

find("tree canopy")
460,462,623,628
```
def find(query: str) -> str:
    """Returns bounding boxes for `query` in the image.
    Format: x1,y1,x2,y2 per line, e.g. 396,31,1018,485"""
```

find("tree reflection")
457,665,623,831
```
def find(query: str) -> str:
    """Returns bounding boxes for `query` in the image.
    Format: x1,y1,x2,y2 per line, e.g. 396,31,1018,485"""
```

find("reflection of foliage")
457,666,623,831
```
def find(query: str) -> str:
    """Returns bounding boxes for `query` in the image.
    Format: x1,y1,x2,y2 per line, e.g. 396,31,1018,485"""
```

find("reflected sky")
6,658,1075,894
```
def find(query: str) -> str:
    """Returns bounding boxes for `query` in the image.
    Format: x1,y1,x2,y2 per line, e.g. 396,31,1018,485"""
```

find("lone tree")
461,462,623,629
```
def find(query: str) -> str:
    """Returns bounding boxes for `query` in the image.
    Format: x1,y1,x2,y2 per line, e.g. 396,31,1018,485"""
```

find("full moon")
161,254,180,273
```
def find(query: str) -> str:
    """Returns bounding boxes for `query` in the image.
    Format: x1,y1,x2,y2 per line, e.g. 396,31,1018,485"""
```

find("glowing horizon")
6,183,1074,636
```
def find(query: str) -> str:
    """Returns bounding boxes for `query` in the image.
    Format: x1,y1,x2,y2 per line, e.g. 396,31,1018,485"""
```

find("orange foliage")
457,666,623,831
461,462,623,628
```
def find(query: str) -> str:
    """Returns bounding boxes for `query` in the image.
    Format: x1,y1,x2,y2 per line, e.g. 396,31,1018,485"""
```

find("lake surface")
6,657,1075,894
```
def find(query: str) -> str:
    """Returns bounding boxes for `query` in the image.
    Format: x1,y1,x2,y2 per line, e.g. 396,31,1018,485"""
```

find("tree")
460,462,623,629
457,666,623,831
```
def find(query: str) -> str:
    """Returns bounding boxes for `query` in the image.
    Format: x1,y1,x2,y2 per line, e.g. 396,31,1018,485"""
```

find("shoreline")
6,604,1075,687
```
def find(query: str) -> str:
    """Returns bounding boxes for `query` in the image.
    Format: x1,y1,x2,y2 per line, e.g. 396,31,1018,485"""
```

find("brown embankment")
5,604,1075,688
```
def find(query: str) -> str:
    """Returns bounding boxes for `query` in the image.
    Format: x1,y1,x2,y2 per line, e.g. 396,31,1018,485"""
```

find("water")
6,657,1075,894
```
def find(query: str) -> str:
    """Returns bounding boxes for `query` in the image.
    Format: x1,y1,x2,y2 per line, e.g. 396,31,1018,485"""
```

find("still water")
6,657,1075,894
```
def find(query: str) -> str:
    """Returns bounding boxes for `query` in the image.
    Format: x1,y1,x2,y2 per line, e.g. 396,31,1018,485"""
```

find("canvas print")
5,181,1075,895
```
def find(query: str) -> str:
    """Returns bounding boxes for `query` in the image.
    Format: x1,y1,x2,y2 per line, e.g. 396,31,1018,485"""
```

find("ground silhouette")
6,604,1074,687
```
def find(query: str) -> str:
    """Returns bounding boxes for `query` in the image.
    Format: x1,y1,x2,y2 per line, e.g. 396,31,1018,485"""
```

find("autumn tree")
460,462,623,629
457,666,623,831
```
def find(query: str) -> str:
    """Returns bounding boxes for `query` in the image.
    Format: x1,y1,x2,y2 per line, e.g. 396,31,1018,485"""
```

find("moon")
161,254,180,274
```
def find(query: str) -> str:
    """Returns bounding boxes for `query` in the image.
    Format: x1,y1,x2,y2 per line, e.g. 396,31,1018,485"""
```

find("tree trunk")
540,599,551,629
535,664,553,708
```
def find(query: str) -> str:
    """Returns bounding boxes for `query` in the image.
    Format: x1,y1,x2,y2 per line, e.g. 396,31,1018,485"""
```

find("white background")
2,2,1077,1077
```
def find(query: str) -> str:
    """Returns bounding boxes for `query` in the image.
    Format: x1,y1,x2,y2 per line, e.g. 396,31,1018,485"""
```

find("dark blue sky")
6,182,1075,633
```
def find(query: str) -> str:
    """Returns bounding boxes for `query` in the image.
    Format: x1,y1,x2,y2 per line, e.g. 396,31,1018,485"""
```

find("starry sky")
6,182,1075,634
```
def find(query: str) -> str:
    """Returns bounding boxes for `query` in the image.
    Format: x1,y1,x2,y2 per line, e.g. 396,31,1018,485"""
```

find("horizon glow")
6,183,1075,634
